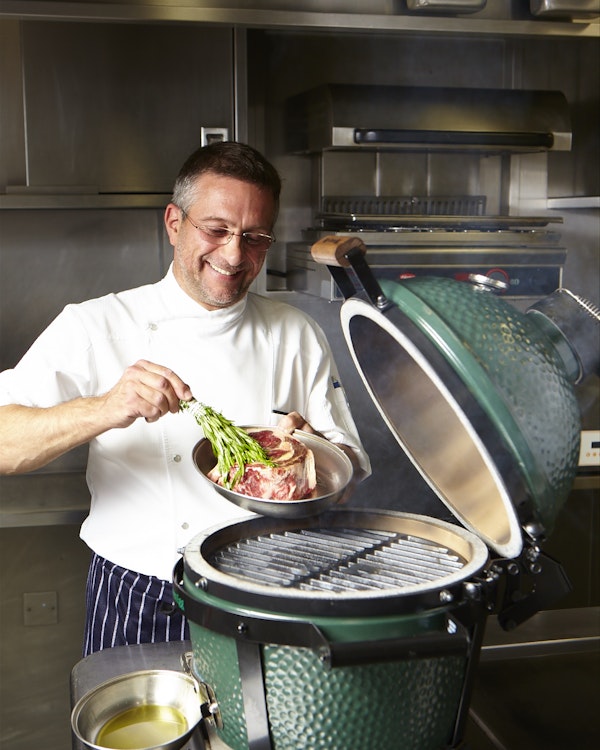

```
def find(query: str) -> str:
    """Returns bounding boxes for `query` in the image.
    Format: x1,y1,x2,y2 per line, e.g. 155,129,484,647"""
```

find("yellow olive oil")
95,704,187,749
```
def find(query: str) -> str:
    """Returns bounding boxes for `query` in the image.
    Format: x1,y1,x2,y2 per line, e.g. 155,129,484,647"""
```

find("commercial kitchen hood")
285,84,572,153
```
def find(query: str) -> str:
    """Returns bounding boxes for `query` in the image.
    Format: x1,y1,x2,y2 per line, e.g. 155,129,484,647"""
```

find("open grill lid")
285,84,572,153
310,236,583,559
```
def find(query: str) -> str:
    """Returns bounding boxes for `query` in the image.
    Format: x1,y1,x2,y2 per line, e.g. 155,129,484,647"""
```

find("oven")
284,83,572,305
287,216,566,303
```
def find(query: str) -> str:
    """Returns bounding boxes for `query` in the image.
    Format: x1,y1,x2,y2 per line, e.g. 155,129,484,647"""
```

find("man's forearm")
0,399,112,475
0,360,193,475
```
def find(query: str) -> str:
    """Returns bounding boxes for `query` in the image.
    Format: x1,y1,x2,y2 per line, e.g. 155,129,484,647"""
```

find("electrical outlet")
23,591,58,626
578,430,600,468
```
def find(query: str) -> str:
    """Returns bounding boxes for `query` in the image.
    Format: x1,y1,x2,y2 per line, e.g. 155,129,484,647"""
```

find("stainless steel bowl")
71,669,202,750
192,428,354,518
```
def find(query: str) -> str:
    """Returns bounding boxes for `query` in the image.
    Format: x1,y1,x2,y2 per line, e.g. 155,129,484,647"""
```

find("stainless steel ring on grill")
180,510,489,617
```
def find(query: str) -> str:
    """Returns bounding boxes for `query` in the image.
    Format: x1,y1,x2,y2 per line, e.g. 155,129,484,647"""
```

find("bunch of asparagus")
180,399,274,489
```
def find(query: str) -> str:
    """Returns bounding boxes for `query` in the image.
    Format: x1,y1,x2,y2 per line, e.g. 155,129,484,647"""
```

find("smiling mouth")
206,260,240,277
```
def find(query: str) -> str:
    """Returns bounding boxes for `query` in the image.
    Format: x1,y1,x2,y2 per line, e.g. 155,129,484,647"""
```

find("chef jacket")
0,265,370,579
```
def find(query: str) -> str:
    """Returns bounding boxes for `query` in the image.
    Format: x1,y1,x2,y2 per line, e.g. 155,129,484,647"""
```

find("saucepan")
192,427,354,518
71,669,204,750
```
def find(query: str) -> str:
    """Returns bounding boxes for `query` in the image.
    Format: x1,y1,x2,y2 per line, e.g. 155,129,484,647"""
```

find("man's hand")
275,410,324,437
275,410,366,493
101,360,193,427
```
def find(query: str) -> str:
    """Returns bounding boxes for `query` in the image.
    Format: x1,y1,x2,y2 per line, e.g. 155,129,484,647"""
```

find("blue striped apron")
83,553,188,656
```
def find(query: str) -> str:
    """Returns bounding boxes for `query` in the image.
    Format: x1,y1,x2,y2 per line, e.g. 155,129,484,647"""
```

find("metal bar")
0,2,598,39
354,129,555,149
174,564,472,669
324,630,470,669
450,614,487,748
236,640,273,750
327,265,357,301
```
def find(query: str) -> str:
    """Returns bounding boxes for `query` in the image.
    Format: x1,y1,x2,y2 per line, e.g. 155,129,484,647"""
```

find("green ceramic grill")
176,509,491,750
175,236,597,750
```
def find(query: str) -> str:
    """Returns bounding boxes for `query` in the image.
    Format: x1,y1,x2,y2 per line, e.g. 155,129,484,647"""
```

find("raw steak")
208,427,317,501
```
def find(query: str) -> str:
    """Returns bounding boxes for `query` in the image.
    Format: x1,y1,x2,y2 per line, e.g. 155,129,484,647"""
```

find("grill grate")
209,527,466,593
320,195,487,217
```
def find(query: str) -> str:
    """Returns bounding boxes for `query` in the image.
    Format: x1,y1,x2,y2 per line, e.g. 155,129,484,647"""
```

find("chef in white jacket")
0,141,370,655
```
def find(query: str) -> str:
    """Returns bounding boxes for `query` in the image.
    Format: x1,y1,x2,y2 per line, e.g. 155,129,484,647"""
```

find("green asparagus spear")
180,400,274,489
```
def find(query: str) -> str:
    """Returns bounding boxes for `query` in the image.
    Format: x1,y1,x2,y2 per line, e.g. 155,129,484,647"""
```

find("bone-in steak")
208,427,317,500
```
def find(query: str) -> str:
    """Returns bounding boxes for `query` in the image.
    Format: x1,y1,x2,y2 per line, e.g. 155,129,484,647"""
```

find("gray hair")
172,141,282,220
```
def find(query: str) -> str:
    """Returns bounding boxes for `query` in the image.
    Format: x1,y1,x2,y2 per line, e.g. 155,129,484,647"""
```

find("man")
0,141,370,655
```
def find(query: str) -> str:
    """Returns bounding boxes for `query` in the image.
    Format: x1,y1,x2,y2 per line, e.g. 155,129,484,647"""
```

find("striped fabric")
83,553,189,657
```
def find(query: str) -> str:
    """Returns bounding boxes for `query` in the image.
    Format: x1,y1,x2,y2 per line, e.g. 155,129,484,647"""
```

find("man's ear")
164,203,182,246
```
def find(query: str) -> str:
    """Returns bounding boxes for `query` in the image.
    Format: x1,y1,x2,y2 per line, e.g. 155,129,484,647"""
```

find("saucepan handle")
180,651,223,730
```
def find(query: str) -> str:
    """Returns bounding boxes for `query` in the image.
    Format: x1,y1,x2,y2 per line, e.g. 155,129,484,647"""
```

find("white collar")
155,264,249,329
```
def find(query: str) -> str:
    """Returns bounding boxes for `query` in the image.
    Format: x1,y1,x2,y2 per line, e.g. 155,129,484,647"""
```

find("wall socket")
23,591,58,626
579,430,600,468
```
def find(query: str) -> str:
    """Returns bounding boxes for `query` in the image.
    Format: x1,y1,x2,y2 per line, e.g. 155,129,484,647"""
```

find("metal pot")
191,428,353,518
71,669,203,750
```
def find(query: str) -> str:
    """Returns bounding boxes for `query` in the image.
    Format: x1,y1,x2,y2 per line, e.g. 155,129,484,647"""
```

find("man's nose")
221,234,245,265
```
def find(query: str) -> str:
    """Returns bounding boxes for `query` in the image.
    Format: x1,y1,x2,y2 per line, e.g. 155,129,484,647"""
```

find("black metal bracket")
236,639,274,750
467,539,573,633
173,560,473,669
492,549,573,631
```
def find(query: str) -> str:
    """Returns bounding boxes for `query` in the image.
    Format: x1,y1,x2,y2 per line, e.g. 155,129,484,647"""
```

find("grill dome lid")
340,276,582,558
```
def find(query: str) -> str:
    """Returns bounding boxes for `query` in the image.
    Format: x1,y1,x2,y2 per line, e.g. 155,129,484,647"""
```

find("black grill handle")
323,629,470,668
173,560,471,669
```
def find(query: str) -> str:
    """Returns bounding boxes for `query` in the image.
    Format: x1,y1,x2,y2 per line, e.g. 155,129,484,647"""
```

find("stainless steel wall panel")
375,152,433,197
0,208,168,371
0,21,26,189
19,22,234,192
0,525,91,750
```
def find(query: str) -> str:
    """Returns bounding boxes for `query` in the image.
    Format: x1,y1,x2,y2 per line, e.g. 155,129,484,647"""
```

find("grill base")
189,615,474,750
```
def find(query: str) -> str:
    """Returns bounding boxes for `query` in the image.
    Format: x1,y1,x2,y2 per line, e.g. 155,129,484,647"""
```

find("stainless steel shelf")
0,193,171,210
481,606,600,660
0,472,90,527
0,1,598,39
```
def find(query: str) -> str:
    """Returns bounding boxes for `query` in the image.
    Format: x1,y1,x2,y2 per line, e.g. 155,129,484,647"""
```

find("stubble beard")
175,252,250,310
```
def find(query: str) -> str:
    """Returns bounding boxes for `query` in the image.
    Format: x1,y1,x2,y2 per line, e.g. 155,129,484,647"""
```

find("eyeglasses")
182,212,275,252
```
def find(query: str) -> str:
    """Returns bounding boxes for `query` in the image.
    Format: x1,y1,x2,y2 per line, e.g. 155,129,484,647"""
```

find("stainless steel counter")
468,607,600,750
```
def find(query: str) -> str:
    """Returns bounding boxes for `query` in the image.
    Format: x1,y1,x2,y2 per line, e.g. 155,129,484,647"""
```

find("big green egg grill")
175,237,598,750
176,510,492,750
